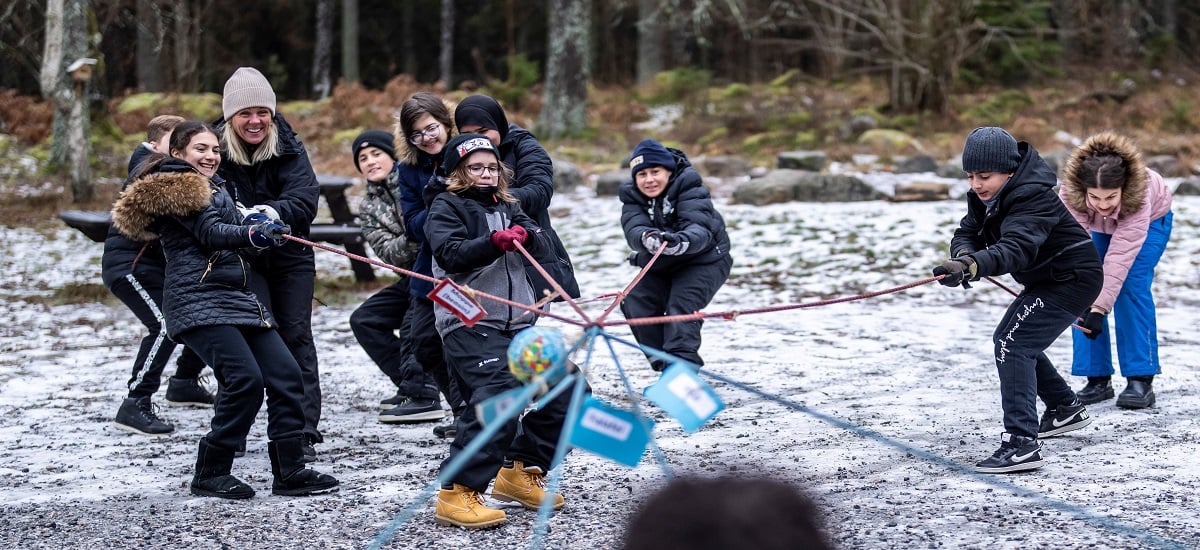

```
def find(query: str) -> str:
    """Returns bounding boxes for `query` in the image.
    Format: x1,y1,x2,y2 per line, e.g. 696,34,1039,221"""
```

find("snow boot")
165,376,215,407
112,396,174,435
1076,376,1115,405
435,483,506,529
492,460,564,510
1116,376,1155,409
268,437,339,496
190,438,254,499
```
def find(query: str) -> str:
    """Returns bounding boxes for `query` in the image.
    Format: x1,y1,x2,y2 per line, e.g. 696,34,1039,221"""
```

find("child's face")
635,166,671,198
409,114,447,156
173,131,221,178
463,151,500,188
966,171,1011,202
357,146,395,182
1086,187,1122,216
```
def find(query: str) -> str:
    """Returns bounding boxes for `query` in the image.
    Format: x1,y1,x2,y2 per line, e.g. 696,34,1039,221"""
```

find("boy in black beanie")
931,126,1103,473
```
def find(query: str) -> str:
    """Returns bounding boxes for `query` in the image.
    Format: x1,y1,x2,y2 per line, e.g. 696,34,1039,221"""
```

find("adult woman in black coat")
112,121,337,499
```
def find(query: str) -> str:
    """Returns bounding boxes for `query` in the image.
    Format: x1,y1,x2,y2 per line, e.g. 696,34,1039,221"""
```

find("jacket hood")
395,97,459,167
112,160,215,241
1061,131,1148,215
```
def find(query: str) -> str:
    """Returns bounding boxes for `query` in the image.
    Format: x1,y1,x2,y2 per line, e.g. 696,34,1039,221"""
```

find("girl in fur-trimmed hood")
1059,131,1173,409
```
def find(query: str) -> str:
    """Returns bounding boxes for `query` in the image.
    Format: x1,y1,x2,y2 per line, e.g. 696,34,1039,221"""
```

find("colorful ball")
507,327,567,384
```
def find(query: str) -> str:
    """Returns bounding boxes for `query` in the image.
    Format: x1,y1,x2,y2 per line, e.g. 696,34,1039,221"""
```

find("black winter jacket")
425,180,547,336
951,142,1101,286
111,159,274,339
103,145,168,288
213,113,319,265
620,148,732,273
498,124,580,299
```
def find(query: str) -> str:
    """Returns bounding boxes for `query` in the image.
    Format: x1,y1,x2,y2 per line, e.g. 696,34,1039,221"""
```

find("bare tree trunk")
312,0,334,97
171,1,208,92
40,0,94,202
636,0,662,85
401,0,416,75
538,0,590,138
341,0,359,84
135,0,163,92
439,0,454,86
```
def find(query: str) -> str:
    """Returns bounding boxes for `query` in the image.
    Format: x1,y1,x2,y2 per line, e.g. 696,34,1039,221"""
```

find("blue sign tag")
568,397,653,468
476,386,527,428
644,363,724,433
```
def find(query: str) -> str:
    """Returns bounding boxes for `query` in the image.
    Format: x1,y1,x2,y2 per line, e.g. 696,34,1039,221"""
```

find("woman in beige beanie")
215,67,326,462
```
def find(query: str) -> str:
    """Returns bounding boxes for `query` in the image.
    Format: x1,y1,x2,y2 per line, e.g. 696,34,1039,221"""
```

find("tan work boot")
492,460,565,510
435,483,506,529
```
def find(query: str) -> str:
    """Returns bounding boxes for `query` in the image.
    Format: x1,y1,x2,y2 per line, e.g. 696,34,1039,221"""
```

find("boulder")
857,129,922,155
1041,148,1071,176
776,150,827,171
936,163,964,179
693,155,751,178
1145,155,1188,178
552,157,584,192
894,155,938,174
1174,178,1200,196
732,170,883,205
892,182,952,202
594,171,627,196
840,114,878,141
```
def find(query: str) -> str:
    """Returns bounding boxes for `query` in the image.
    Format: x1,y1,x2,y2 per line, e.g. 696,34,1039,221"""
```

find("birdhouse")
67,58,98,83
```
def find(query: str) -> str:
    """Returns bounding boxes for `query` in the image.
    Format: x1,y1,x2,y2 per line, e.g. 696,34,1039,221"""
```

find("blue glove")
660,232,689,255
243,212,270,225
249,222,291,248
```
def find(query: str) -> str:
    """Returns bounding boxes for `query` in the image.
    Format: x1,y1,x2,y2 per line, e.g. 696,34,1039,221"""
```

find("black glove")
932,256,976,287
249,222,291,248
660,231,689,256
1079,311,1105,340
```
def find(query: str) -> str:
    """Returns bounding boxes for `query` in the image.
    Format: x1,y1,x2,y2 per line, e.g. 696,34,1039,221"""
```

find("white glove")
236,202,258,222
253,204,281,223
641,231,662,252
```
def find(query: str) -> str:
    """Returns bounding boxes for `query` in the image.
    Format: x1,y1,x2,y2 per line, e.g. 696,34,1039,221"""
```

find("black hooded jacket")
620,147,731,273
111,158,274,338
951,142,1101,286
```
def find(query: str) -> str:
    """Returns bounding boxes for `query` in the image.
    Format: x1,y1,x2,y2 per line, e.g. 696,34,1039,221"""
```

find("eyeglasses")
465,164,501,176
408,123,441,145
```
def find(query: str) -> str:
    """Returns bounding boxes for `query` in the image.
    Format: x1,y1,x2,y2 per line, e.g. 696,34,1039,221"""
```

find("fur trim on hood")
394,97,458,167
111,169,216,241
1061,131,1148,215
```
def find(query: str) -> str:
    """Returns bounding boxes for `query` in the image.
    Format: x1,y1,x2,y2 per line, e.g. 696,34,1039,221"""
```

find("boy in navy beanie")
628,139,677,181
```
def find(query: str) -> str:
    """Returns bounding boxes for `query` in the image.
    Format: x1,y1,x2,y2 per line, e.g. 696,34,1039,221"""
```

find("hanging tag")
428,279,486,326
644,363,724,433
568,397,652,468
476,386,527,428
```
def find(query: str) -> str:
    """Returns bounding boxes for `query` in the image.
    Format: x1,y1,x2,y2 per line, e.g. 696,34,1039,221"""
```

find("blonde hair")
446,161,516,203
146,115,185,142
221,119,280,166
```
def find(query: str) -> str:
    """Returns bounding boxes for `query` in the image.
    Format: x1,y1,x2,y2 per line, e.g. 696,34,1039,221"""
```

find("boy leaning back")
931,127,1103,474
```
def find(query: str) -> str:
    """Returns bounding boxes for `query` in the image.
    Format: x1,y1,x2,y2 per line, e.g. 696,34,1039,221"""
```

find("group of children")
103,70,1171,525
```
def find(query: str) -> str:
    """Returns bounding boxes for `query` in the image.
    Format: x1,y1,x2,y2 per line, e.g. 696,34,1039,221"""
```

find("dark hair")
168,120,219,157
1078,154,1128,190
621,476,833,550
130,152,170,180
399,92,453,138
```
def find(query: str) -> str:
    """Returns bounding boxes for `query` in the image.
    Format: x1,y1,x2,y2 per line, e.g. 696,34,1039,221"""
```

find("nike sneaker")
1037,400,1092,438
974,433,1044,473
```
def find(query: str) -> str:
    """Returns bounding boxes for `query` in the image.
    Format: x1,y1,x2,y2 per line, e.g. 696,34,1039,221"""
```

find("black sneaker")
113,396,175,435
974,433,1045,473
1076,377,1115,405
379,390,408,411
379,397,445,424
432,417,458,439
1116,377,1155,409
1038,400,1092,438
165,376,215,408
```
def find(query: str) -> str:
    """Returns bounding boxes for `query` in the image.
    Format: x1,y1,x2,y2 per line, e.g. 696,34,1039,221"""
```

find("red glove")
509,224,528,244
491,229,519,251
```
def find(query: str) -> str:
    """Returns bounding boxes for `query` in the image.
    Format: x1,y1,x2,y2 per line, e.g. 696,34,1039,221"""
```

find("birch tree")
312,0,334,97
40,0,94,202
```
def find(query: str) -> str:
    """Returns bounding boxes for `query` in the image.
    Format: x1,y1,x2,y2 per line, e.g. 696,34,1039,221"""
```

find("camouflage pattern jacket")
359,166,419,273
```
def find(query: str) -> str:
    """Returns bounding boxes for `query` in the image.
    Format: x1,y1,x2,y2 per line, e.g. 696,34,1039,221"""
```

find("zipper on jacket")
199,252,219,282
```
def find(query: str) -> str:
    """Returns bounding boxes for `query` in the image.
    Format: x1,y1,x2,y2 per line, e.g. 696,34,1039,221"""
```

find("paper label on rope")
428,279,485,326
476,386,526,428
568,397,652,468
644,363,724,433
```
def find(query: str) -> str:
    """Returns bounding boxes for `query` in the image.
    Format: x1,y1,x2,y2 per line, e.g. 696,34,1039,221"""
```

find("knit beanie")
442,133,500,174
961,126,1021,174
628,139,677,180
454,95,510,142
351,129,397,172
222,67,277,121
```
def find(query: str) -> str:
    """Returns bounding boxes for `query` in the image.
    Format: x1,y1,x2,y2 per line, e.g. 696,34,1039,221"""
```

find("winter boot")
112,396,174,435
435,483,506,529
1116,376,1156,409
492,460,565,510
974,433,1045,474
190,438,255,499
432,416,459,439
1037,399,1092,438
1076,376,1115,405
379,397,444,424
165,376,215,408
268,437,339,496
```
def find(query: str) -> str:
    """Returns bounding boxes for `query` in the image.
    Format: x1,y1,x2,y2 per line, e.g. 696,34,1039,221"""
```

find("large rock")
857,129,922,155
1146,155,1188,178
1174,178,1200,196
840,114,878,141
892,182,952,202
776,150,827,171
552,156,584,192
732,170,883,205
594,171,627,196
894,155,938,174
693,155,751,178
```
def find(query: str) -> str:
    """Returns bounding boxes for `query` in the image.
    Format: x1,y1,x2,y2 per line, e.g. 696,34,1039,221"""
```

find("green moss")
697,127,729,150
722,83,752,99
961,89,1033,126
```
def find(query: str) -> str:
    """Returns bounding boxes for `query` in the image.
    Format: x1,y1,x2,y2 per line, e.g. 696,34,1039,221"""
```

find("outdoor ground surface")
1,178,1198,549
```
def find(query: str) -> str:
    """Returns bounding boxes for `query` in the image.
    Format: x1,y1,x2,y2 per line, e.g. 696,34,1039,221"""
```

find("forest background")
3,0,1200,215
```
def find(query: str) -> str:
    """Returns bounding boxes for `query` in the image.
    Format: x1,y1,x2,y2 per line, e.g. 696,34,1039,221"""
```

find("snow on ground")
1,184,1199,549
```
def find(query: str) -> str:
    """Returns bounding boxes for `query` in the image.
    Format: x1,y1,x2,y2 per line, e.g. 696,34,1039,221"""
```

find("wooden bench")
60,174,377,282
